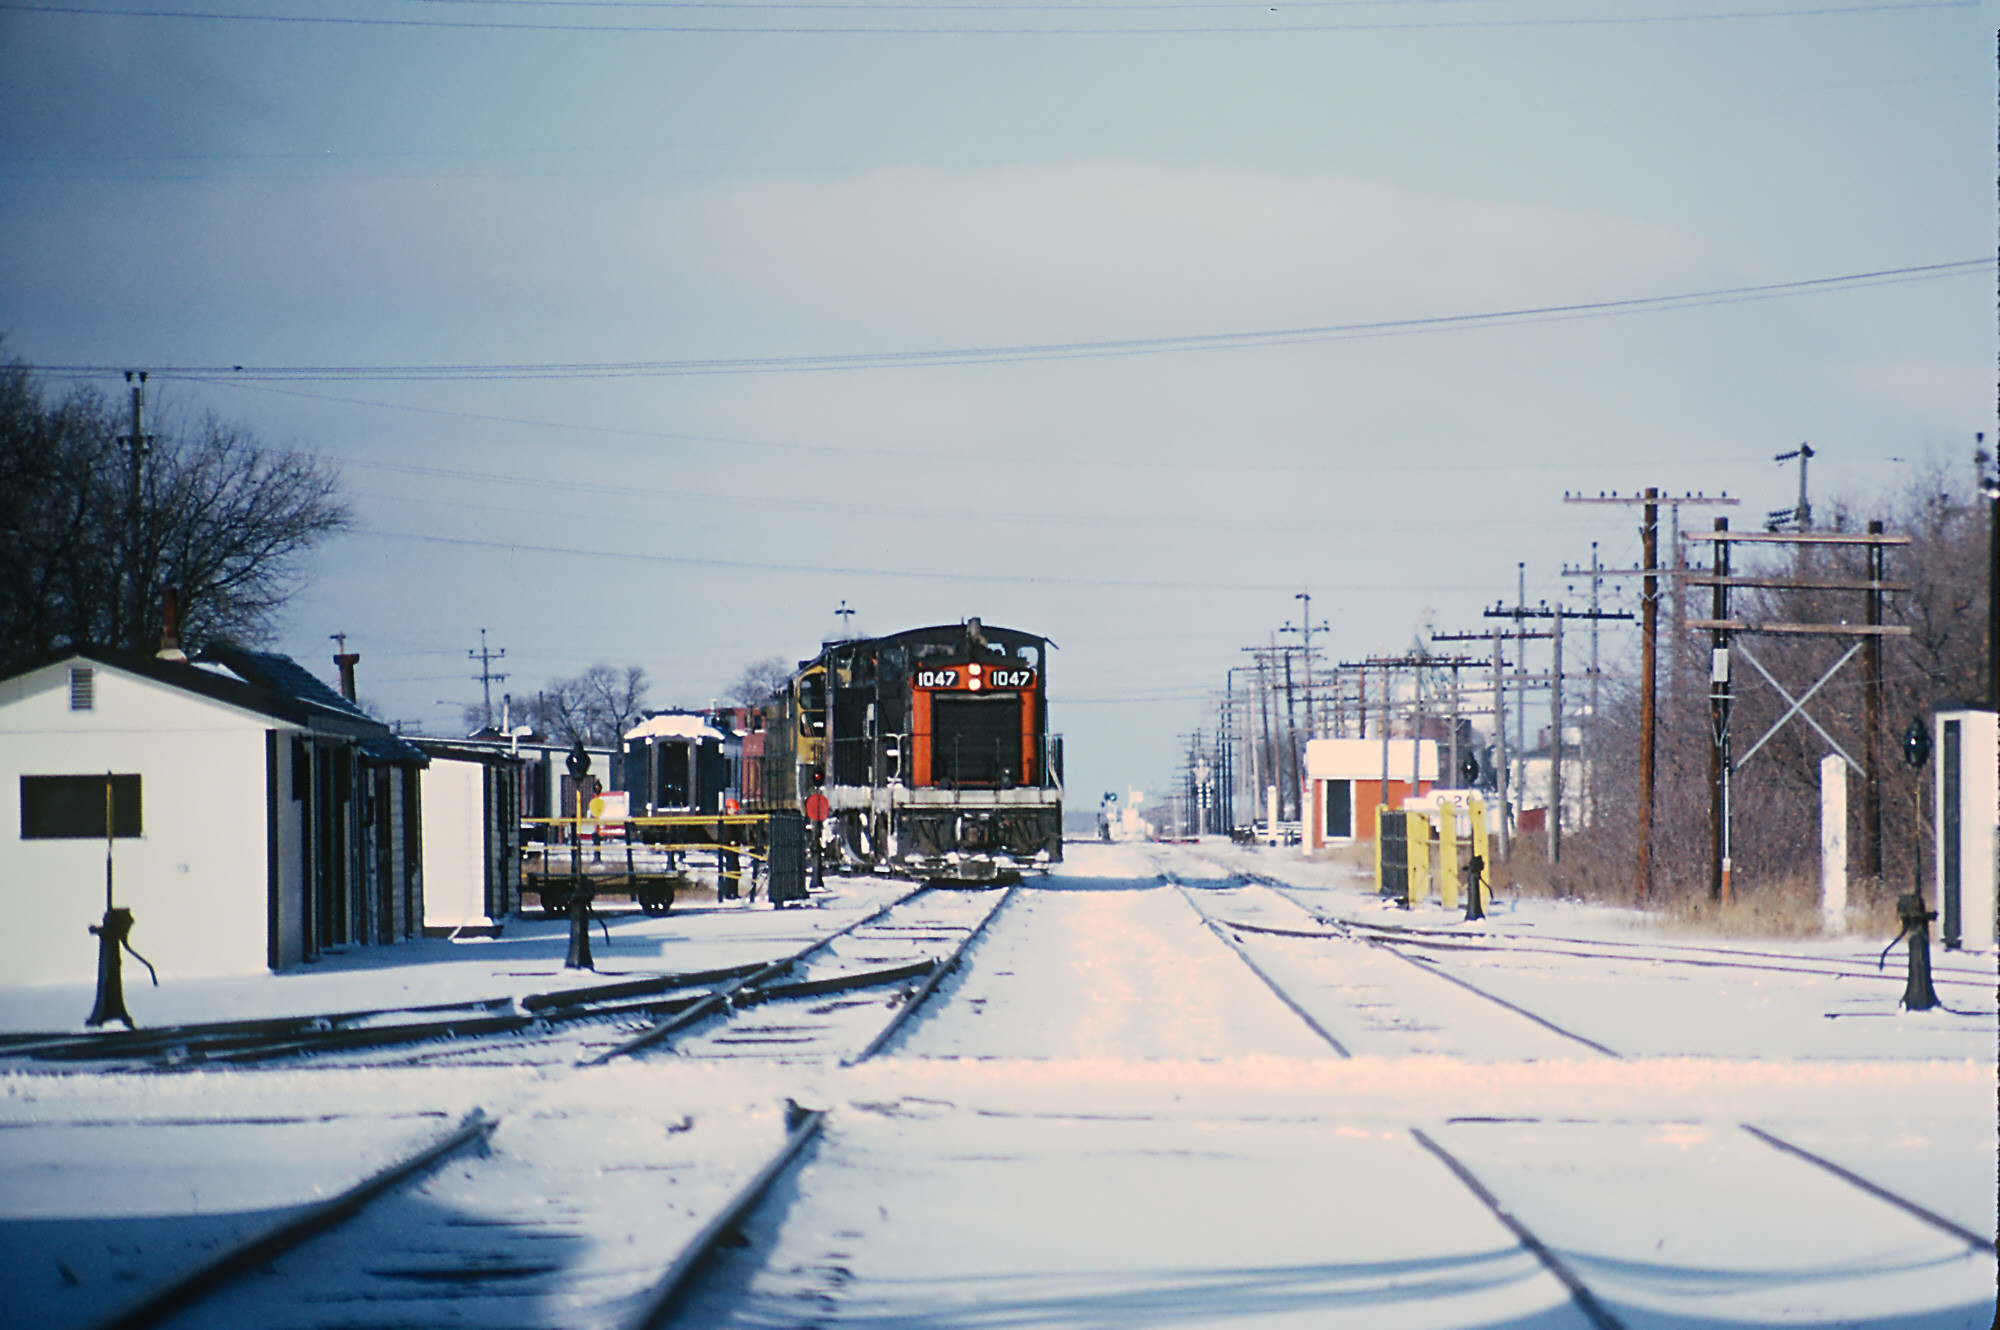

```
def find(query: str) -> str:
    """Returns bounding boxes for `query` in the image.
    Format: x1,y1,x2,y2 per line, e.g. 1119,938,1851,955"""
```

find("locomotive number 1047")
916,667,1036,690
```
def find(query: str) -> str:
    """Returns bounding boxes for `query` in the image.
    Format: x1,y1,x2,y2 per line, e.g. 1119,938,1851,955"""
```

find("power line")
366,526,1505,592
166,379,1767,484
27,259,1987,384
7,0,1970,33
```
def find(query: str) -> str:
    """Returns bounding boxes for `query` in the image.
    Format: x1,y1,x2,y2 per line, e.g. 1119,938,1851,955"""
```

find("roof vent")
69,666,94,711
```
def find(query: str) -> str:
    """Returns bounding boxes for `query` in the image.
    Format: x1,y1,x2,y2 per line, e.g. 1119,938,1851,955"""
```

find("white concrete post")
1819,753,1847,935
1266,784,1279,847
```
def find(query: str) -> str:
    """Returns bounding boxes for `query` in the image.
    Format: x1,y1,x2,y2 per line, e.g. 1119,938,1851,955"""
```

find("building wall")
268,730,306,969
421,758,488,926
1310,778,1431,846
1934,709,1997,951
0,660,289,987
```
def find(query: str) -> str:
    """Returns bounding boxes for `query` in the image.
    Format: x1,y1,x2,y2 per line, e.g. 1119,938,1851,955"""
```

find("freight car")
756,618,1062,880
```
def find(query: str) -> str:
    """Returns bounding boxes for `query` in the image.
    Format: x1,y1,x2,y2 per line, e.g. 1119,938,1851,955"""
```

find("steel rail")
11,995,520,1063
584,883,933,1065
520,961,771,1012
1409,1127,1627,1330
623,1107,828,1330
89,1109,500,1330
1187,868,1623,1059
1319,921,1997,991
847,884,1019,1064
1167,879,1351,1057
1227,888,1995,980
734,958,938,1006
1377,948,1624,1056
1740,1125,1999,1254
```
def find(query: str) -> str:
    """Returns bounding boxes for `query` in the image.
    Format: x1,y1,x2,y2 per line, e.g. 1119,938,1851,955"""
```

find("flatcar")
756,618,1062,880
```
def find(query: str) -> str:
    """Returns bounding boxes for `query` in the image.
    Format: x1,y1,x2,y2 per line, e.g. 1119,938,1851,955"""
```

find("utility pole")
1515,564,1528,764
1684,523,1910,903
1563,489,1738,898
1549,605,1564,864
1638,493,1659,900
1766,444,1815,531
1708,518,1732,901
119,371,153,652
470,628,509,731
1983,432,1999,710
1863,519,1883,881
1468,601,1629,866
1279,641,1300,821
1492,634,1508,858
1586,544,1602,827
1284,592,1329,741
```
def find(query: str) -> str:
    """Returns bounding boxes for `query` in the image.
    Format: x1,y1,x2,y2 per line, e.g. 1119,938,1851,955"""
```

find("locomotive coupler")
1876,893,1940,1011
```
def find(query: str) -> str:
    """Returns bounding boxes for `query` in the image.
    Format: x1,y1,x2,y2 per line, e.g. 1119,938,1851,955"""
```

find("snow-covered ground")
3,841,1993,1329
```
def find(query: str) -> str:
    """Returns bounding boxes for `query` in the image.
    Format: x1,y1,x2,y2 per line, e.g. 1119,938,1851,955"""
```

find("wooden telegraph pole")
1684,524,1910,901
1563,490,1738,898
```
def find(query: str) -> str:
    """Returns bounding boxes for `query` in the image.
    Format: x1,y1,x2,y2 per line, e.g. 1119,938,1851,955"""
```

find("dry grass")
1653,874,1907,940
1479,835,1908,939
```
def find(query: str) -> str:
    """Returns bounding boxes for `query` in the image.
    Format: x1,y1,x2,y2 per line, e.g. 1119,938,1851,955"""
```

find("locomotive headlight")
969,677,982,691
968,663,982,675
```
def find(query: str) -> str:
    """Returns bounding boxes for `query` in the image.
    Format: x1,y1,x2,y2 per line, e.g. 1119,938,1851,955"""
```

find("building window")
20,775,142,839
69,667,94,711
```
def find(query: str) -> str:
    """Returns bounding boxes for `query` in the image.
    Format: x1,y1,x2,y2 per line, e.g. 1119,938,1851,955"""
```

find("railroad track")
1195,853,1996,991
1157,858,1997,1329
7,881,1017,1071
37,884,1018,1330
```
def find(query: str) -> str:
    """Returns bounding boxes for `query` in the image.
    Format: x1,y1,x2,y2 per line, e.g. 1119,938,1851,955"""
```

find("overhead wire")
369,526,1507,592
5,0,1970,30
169,379,1760,484
29,259,1988,384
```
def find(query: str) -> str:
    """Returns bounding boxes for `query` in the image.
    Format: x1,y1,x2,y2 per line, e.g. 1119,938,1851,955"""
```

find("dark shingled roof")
0,644,427,766
200,646,428,765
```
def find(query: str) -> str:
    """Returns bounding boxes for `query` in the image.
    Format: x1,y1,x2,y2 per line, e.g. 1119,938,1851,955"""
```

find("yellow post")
1373,803,1387,894
1406,810,1430,907
1439,799,1460,911
1467,797,1489,914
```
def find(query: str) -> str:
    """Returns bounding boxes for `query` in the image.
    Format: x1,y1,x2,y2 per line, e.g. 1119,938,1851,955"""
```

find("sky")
1,0,1993,806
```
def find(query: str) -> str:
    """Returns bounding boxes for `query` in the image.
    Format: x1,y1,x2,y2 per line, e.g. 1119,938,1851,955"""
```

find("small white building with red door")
1303,737,1437,851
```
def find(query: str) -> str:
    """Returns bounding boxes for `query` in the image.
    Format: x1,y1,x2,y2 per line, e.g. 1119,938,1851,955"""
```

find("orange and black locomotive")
757,618,1062,880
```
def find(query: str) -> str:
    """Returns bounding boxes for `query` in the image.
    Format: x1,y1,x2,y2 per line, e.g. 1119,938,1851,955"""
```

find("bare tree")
1557,452,1989,909
0,356,351,668
728,656,792,707
514,664,652,746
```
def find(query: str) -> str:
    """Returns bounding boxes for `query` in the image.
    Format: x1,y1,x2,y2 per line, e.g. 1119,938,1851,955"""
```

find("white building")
414,739,524,934
1302,738,1437,850
1933,707,1998,951
0,646,428,988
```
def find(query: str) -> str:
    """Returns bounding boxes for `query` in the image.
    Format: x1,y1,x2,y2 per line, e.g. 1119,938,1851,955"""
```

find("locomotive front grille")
931,694,1022,787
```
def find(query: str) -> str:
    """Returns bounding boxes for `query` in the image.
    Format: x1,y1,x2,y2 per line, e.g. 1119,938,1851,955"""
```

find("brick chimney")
331,631,360,701
156,588,187,662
